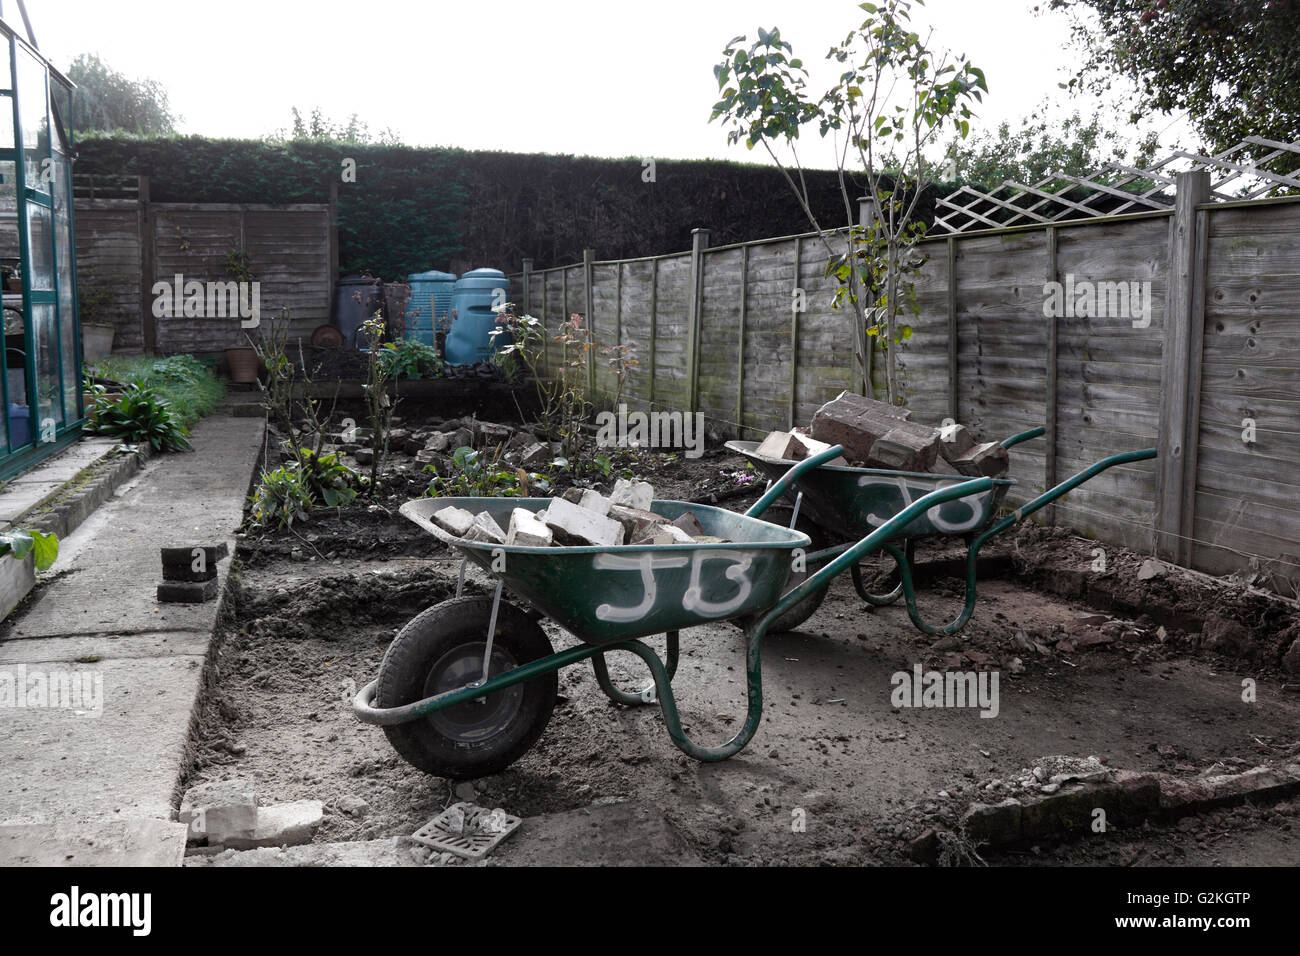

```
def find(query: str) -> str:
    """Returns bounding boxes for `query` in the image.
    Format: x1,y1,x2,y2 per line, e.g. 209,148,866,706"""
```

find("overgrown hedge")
74,134,954,277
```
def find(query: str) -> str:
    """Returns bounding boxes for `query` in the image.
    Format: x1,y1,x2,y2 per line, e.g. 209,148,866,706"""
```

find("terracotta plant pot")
225,347,261,384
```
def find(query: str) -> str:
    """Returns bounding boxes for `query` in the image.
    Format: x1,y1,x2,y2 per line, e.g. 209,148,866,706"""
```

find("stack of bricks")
157,543,228,603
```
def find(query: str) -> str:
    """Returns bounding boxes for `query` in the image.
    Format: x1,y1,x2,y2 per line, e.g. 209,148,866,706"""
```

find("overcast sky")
24,0,1183,166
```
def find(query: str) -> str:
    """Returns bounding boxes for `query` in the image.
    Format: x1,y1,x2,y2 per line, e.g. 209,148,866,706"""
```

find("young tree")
1046,0,1300,166
66,53,177,134
710,0,986,405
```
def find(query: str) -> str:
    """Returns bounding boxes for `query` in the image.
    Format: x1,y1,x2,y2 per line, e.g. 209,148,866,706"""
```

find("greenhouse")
0,15,79,479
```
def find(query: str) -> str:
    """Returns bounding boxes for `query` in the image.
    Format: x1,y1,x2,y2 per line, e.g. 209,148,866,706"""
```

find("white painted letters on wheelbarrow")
858,475,984,533
593,550,755,623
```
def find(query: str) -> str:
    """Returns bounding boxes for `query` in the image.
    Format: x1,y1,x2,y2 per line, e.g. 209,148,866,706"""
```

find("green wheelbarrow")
729,429,1157,635
352,460,997,779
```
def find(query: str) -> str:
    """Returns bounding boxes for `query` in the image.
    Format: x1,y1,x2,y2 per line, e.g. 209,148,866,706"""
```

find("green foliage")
89,383,192,452
710,0,987,403
66,53,177,134
90,354,224,428
945,106,1159,191
295,449,359,509
424,446,551,499
379,339,443,380
0,528,59,572
72,134,954,275
1048,0,1300,166
248,466,314,530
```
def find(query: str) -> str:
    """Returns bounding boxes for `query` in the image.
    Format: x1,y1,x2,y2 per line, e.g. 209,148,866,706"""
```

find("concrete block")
156,578,219,604
224,800,324,850
790,433,848,465
810,391,914,464
949,441,1009,477
543,497,624,547
463,512,506,545
652,525,696,545
180,779,259,846
610,478,654,511
424,432,450,453
430,506,475,537
577,489,612,516
755,430,800,461
868,426,940,472
519,442,549,466
670,511,705,537
938,422,977,461
505,508,553,548
160,544,228,582
609,505,667,543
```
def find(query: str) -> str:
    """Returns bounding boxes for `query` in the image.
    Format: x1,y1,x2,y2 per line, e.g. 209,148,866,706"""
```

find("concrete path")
0,414,263,863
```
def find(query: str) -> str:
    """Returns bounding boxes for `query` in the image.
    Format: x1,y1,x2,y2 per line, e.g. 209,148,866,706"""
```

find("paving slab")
492,801,704,866
0,413,263,855
0,818,188,866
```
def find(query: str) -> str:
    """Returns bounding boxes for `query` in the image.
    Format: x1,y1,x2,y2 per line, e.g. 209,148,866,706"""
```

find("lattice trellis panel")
933,136,1300,234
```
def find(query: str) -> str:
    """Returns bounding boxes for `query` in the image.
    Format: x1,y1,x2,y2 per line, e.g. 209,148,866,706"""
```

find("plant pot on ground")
82,323,115,361
225,346,261,384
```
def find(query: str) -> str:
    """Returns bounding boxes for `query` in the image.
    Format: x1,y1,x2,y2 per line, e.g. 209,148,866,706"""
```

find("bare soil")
183,412,1300,867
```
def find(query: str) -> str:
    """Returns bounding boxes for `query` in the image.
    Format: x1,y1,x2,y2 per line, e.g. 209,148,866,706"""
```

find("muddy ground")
181,407,1300,867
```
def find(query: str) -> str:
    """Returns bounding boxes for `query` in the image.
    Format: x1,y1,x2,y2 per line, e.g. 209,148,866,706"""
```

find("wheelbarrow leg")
592,631,680,705
609,623,768,762
891,541,981,636
851,537,913,606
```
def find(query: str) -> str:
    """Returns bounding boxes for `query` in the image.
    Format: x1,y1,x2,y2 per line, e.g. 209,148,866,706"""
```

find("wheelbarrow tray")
401,497,811,645
726,440,1014,539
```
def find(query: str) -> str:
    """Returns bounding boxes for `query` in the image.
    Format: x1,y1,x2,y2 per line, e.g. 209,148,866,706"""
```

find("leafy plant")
360,311,397,491
710,0,987,403
248,466,314,530
90,354,224,427
0,528,59,571
296,448,359,508
379,339,443,380
89,383,192,452
424,445,550,499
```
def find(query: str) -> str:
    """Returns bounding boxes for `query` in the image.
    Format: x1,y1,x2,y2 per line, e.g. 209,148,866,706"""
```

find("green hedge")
74,134,953,277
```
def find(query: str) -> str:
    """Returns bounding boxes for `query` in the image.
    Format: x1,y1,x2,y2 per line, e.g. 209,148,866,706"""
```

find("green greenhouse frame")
0,15,81,480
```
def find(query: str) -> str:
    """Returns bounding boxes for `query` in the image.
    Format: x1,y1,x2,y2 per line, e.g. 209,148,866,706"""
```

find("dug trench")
180,440,1300,866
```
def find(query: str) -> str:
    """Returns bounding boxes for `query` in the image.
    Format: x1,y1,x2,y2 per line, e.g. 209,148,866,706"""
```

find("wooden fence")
508,173,1300,588
74,175,335,354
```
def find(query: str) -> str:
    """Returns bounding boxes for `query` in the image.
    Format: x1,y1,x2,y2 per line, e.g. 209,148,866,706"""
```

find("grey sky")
28,0,1180,165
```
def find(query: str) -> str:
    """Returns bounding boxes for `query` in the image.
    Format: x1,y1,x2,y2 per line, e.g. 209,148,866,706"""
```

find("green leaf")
30,531,58,571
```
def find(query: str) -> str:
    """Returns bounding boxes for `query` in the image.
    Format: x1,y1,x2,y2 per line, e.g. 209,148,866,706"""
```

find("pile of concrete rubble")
754,391,1010,477
431,478,730,549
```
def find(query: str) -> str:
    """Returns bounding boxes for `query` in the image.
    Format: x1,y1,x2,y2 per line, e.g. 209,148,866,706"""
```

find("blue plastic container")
403,270,457,346
445,268,509,366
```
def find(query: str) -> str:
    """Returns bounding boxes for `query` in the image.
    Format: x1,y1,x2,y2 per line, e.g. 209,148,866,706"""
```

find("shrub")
89,383,192,452
248,466,314,530
379,339,442,380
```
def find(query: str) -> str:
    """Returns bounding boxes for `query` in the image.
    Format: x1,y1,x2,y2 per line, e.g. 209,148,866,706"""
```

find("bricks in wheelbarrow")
464,512,507,545
809,391,939,471
608,505,667,544
949,441,1009,478
430,506,474,538
505,508,553,548
542,497,625,547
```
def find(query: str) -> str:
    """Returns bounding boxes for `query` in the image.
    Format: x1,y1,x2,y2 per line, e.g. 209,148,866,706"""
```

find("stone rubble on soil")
431,477,733,548
753,390,1010,477
178,780,324,851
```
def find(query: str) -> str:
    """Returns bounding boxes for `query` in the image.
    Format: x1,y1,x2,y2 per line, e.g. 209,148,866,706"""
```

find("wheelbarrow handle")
756,475,996,632
745,444,847,519
1000,426,1046,449
978,446,1158,545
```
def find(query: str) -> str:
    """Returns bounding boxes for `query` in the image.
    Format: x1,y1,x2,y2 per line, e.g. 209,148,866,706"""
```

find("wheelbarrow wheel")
375,596,558,780
754,504,830,633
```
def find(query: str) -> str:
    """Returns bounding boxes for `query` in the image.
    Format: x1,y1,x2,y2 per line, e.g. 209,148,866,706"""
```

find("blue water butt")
445,268,509,365
403,270,457,346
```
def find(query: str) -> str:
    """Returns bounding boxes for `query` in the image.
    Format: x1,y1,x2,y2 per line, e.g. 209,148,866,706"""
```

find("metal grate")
933,136,1300,234
411,803,521,861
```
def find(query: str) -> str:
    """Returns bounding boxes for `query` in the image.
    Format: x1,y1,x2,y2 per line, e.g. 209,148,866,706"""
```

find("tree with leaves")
66,53,176,134
711,0,986,405
1046,0,1300,164
947,104,1159,190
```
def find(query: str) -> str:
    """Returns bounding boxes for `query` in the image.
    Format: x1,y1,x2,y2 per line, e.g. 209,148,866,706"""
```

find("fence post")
789,236,802,429
1044,226,1059,526
583,248,596,395
648,259,659,406
686,228,709,411
521,258,533,314
736,244,749,436
946,235,957,421
138,175,156,355
1155,170,1211,564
